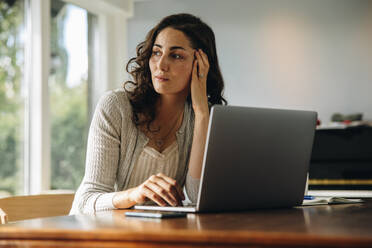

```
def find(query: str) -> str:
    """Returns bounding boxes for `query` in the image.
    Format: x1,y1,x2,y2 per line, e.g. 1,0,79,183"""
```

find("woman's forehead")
154,27,193,51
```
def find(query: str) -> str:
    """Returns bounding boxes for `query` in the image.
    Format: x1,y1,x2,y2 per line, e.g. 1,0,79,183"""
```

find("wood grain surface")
0,199,372,247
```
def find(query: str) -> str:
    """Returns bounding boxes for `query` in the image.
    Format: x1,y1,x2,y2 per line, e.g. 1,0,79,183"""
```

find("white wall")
127,0,372,123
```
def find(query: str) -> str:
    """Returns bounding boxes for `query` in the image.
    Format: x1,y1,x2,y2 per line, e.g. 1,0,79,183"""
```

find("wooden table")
1,200,372,247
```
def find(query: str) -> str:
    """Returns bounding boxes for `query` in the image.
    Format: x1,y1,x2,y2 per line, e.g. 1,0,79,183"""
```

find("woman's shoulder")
94,88,134,127
97,88,131,111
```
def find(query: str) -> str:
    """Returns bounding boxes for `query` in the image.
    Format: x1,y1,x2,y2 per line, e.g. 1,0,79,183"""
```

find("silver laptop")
135,105,317,212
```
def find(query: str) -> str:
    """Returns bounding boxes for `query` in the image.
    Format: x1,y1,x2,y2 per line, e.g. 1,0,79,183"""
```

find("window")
49,0,96,190
0,0,130,196
0,0,25,197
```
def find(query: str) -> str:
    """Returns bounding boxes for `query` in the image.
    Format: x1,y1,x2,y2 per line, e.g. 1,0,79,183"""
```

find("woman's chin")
154,84,174,94
154,89,175,95
153,83,189,97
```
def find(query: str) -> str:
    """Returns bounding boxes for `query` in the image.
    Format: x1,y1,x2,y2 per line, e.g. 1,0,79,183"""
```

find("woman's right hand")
113,173,185,209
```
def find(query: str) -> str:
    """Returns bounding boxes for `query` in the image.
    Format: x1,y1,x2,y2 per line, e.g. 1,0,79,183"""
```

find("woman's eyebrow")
154,44,186,51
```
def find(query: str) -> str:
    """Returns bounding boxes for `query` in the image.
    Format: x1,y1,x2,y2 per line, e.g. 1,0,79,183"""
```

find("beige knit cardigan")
70,89,198,214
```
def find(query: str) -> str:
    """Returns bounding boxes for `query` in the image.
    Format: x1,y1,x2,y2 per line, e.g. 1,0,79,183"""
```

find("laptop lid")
196,105,317,212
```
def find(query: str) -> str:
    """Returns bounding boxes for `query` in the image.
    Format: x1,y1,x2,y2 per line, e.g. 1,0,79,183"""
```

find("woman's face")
149,27,195,97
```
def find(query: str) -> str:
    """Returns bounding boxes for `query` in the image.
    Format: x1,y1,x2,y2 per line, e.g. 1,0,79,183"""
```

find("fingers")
140,174,185,207
146,180,179,206
139,184,167,207
195,49,209,79
191,49,209,115
196,49,209,68
192,59,198,81
157,173,185,201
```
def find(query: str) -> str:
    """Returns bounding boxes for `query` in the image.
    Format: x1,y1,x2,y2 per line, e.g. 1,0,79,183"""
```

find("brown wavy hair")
124,13,227,128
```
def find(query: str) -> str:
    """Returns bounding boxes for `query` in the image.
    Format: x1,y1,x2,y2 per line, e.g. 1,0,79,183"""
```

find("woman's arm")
187,49,210,179
71,92,122,215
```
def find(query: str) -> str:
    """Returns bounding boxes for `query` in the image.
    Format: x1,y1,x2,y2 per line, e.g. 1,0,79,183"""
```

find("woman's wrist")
194,113,210,128
113,189,136,209
192,100,209,116
193,106,209,120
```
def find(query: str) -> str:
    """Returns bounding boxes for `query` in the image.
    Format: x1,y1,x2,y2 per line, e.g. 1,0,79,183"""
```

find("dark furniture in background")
309,125,372,190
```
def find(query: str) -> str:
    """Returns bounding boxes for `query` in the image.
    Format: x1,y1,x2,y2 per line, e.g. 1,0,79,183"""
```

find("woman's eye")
152,51,161,56
172,54,183,59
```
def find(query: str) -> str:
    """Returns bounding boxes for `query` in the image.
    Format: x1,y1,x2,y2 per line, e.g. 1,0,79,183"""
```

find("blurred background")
1,0,371,197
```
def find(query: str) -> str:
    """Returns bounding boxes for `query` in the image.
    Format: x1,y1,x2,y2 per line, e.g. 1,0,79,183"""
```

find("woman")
70,13,227,214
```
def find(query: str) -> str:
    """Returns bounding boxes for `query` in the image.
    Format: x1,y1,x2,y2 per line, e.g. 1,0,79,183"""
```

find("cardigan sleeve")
70,91,123,214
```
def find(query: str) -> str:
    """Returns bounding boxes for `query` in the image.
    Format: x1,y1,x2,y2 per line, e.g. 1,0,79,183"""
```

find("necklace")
148,110,183,150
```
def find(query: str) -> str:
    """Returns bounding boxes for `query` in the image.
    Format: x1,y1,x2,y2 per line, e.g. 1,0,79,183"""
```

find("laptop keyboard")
139,202,196,207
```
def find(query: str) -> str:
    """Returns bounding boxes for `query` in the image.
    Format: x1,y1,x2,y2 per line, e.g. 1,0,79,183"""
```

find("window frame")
24,0,133,194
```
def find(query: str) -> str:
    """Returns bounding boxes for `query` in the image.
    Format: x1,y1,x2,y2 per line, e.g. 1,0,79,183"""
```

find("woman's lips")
155,76,169,82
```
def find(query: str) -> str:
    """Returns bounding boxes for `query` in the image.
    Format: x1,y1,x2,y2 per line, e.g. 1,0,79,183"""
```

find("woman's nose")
158,55,169,71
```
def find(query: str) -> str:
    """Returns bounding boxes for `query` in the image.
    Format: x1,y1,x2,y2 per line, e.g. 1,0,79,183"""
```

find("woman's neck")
156,94,186,121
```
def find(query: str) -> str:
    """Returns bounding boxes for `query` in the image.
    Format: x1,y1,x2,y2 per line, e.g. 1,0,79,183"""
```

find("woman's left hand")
191,49,210,116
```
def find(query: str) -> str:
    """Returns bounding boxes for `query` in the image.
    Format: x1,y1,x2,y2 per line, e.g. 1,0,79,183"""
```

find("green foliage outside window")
49,80,88,190
49,2,88,190
0,1,88,195
0,0,24,196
